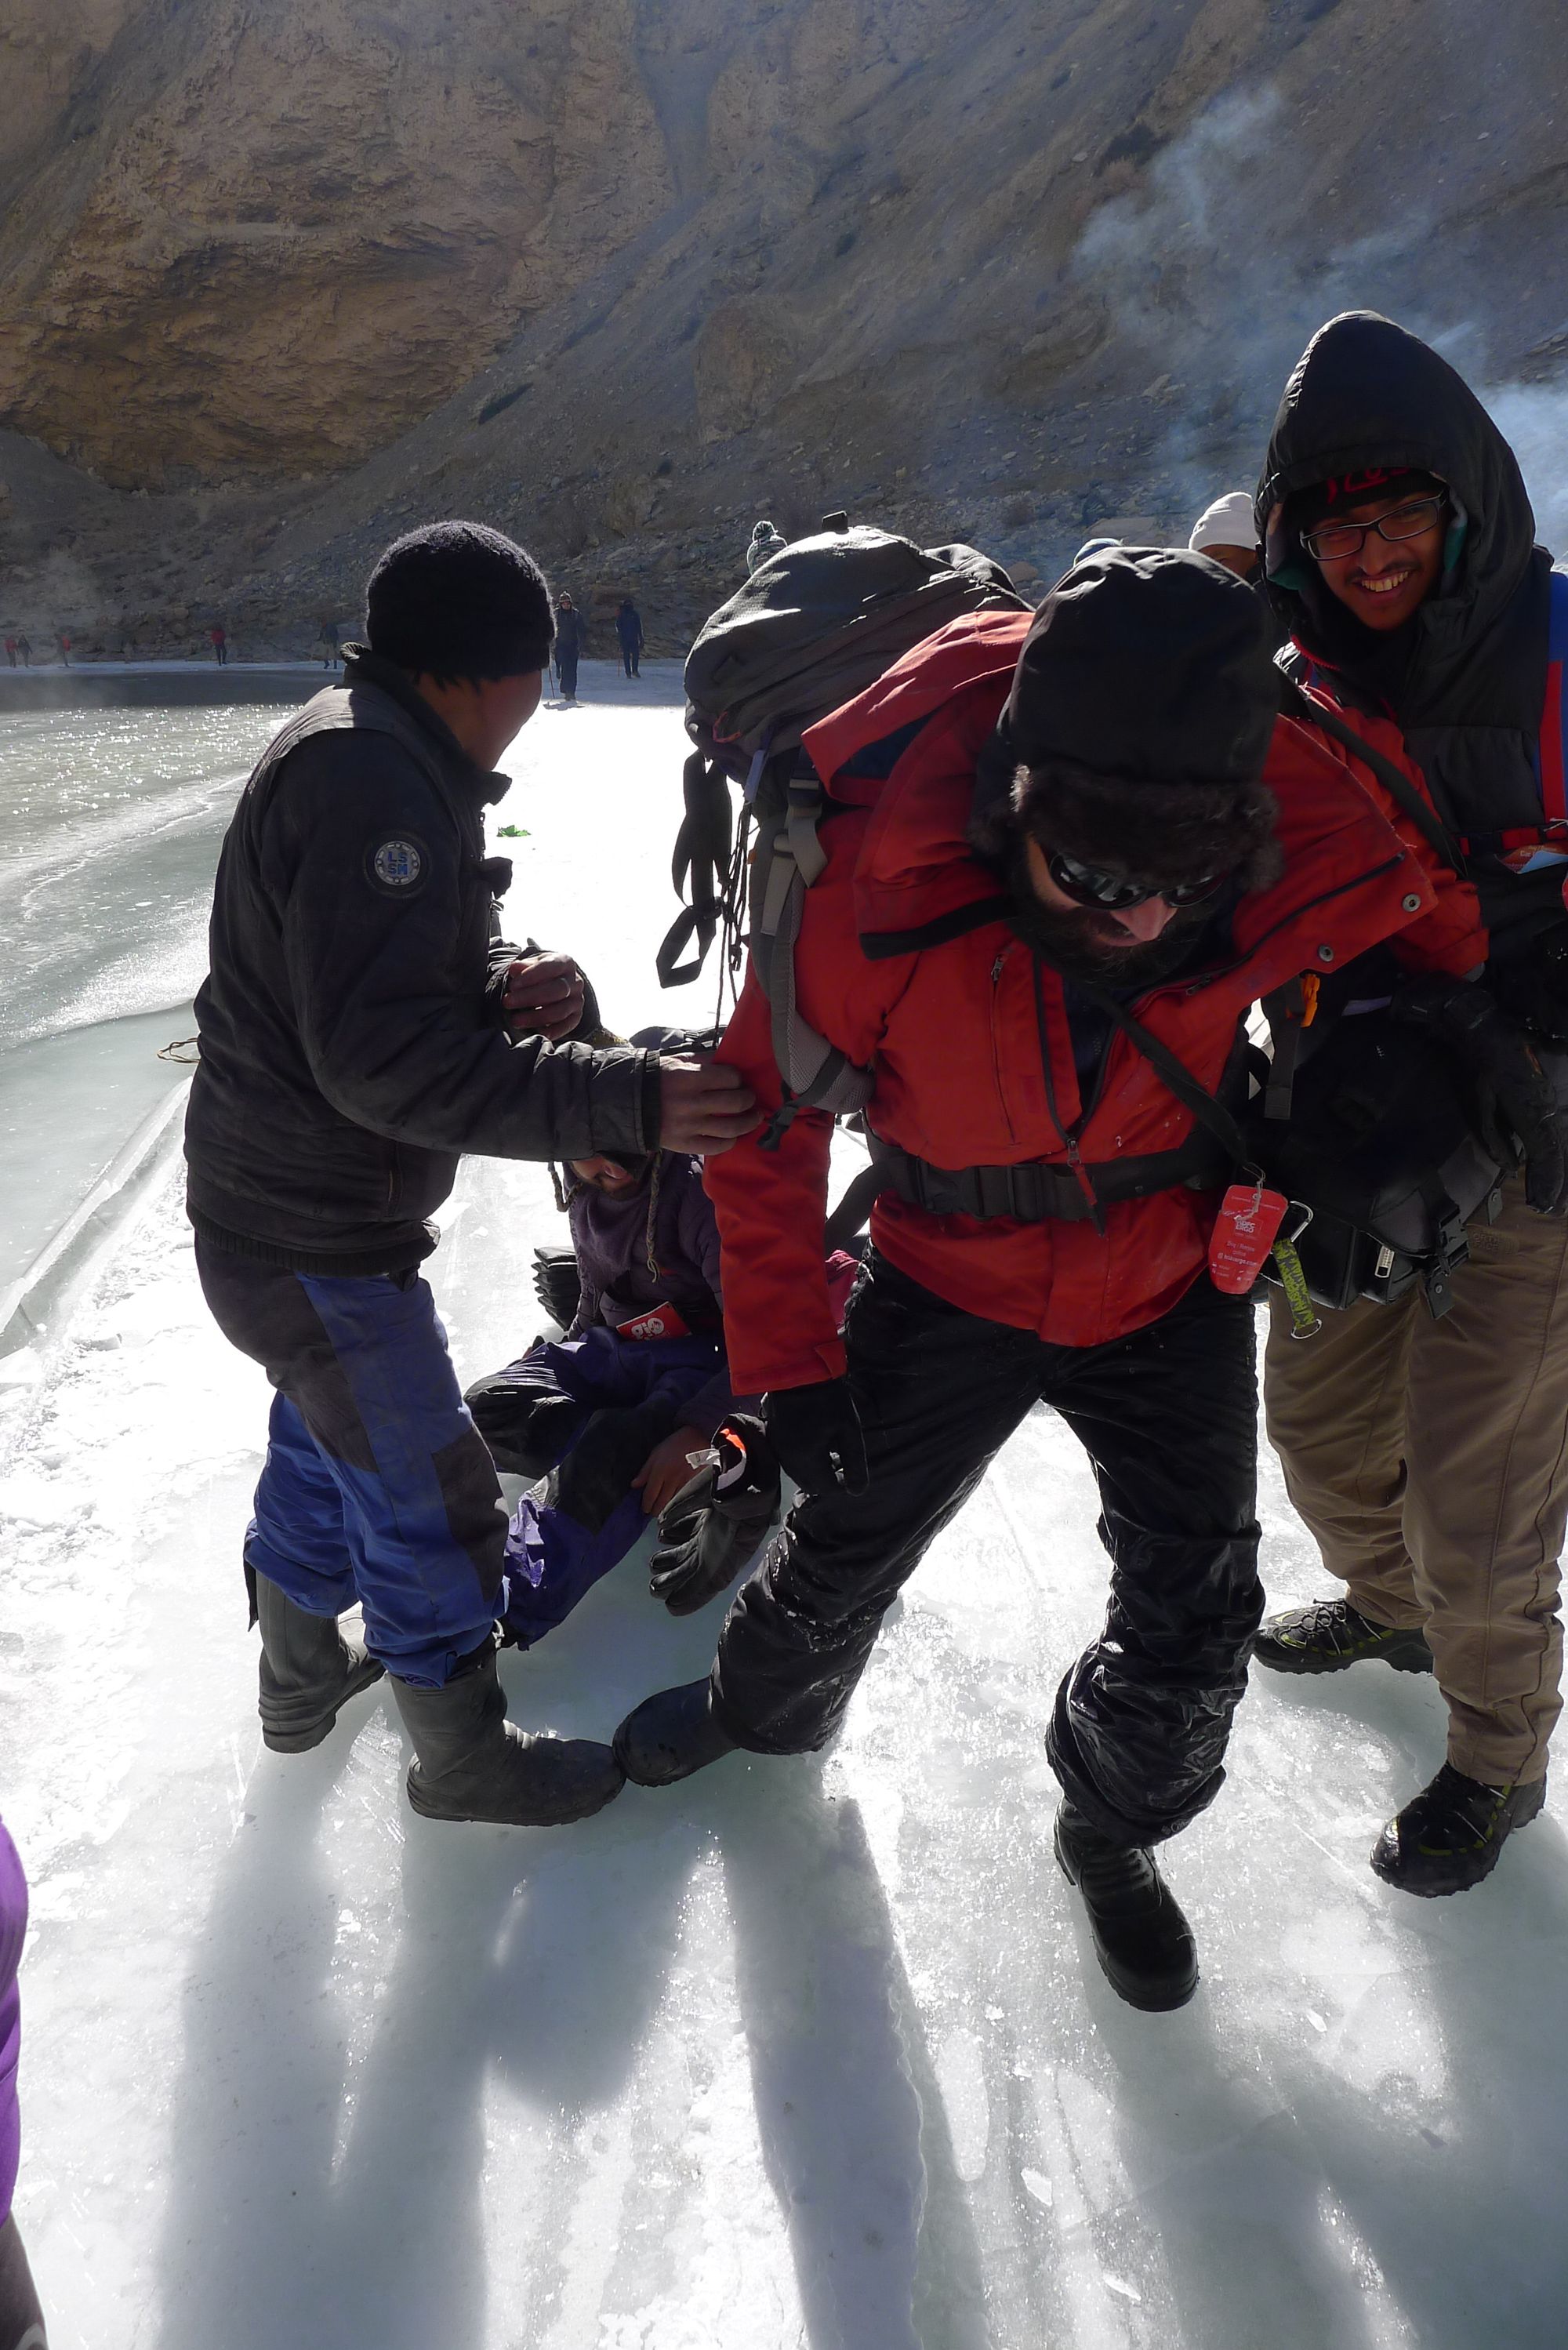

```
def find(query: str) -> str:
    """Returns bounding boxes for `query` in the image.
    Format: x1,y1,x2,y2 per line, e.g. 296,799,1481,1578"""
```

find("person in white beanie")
746,520,788,576
1189,490,1261,583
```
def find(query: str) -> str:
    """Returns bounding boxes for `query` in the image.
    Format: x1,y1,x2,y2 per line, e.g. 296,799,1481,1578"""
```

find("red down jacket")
706,608,1485,1389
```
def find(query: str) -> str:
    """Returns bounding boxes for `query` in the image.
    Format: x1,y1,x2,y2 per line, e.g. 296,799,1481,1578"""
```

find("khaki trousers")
1264,1179,1568,1785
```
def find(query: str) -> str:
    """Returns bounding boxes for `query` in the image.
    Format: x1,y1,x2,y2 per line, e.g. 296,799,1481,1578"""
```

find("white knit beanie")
1188,490,1259,555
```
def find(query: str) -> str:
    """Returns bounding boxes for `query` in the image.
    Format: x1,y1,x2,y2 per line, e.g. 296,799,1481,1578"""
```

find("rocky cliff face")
1,0,1564,652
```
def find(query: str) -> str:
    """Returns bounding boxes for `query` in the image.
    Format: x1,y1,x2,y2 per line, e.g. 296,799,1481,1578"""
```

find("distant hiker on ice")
615,597,644,678
12,634,28,669
55,631,71,667
746,520,786,576
317,619,340,668
613,544,1483,2014
183,519,756,1832
554,592,586,702
2,637,14,669
209,622,228,667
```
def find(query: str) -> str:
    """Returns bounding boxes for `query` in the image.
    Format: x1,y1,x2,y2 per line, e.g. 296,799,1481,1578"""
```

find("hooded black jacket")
1258,310,1560,971
186,648,658,1273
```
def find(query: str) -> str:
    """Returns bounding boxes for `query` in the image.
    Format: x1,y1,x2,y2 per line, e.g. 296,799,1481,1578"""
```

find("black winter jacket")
1258,310,1560,975
186,648,658,1273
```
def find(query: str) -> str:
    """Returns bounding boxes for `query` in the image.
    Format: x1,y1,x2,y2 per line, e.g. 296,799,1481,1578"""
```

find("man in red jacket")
615,549,1490,2010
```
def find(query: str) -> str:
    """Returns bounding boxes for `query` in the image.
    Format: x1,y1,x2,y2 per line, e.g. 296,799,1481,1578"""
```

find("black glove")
764,1378,869,1495
1392,975,1568,1215
1491,926,1568,1046
649,1415,782,1615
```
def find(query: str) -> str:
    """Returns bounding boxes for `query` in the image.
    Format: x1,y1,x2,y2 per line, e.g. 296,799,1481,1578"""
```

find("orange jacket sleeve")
704,819,912,1394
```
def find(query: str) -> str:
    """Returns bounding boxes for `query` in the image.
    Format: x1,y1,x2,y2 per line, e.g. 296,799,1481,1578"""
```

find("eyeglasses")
1301,494,1446,565
1047,852,1226,913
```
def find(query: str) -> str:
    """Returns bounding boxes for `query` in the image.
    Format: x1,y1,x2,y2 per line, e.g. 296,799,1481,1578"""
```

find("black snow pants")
710,1251,1263,1848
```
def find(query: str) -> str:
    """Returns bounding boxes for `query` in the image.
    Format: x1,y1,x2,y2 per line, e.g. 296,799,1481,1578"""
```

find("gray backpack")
659,521,1025,1136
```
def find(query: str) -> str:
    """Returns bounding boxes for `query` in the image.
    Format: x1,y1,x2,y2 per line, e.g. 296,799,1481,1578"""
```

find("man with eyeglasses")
1253,311,1568,1895
609,546,1483,2010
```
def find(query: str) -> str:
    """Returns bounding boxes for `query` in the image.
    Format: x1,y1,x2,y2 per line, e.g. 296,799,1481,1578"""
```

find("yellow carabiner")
1271,1203,1323,1342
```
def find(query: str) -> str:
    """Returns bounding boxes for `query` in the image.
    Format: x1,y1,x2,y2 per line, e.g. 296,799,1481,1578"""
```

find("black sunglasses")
1047,851,1227,913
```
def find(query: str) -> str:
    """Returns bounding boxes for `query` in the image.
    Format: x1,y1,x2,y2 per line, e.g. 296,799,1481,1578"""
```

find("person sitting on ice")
465,1045,788,1640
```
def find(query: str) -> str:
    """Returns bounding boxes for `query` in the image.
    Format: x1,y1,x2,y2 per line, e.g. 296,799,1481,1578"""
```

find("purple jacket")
0,1816,26,2226
566,1153,746,1434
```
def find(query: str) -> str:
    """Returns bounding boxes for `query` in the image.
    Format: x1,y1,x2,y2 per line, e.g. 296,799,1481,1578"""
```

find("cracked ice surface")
2,666,1566,2349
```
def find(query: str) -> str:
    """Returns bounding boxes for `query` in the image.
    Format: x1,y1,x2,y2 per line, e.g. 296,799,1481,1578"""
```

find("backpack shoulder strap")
1076,982,1251,1169
1277,671,1463,876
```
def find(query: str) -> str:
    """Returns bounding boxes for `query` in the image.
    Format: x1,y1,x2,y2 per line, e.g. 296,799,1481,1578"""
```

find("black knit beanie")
365,521,554,679
1290,467,1444,532
994,546,1283,888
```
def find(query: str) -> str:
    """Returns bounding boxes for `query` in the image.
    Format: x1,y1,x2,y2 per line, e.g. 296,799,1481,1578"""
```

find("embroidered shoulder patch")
366,836,427,894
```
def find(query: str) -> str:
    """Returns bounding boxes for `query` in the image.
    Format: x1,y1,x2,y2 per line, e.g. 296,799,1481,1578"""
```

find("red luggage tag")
615,1300,691,1342
1208,1176,1289,1294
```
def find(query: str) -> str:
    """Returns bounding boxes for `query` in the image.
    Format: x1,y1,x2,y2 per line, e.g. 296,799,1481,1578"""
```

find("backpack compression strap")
751,773,877,1146
658,749,735,987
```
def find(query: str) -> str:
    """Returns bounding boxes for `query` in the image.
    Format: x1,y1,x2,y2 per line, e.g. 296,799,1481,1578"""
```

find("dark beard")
1000,840,1210,987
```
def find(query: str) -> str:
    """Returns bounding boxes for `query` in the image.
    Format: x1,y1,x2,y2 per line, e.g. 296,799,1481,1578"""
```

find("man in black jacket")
554,592,586,701
1251,315,1568,1894
187,521,754,1828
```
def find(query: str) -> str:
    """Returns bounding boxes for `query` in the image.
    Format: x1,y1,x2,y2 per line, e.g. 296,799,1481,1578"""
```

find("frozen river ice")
1,663,1566,2348
0,698,296,1298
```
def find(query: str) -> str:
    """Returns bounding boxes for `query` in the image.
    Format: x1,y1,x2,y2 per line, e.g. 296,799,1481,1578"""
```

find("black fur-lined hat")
991,546,1282,888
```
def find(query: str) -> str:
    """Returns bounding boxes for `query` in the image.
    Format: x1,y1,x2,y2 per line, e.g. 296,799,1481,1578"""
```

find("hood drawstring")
644,1153,665,1281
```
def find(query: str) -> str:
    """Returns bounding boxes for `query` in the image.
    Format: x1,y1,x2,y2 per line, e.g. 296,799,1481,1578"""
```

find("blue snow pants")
493,1327,724,1647
196,1239,506,1687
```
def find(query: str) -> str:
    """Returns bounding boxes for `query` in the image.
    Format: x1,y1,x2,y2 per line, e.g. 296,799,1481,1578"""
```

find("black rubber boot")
255,1572,385,1753
1371,1763,1548,1896
648,1416,782,1617
1252,1596,1434,1676
390,1647,623,1825
1054,1803,1200,2013
614,1680,739,1786
0,2212,46,2350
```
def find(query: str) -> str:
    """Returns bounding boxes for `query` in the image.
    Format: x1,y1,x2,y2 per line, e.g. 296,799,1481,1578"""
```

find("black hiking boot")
1054,1804,1199,2013
614,1680,738,1786
255,1573,385,1753
1253,1596,1434,1677
1371,1763,1548,1897
391,1648,623,1825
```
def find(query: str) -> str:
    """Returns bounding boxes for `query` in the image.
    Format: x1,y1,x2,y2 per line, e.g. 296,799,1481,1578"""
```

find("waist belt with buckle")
866,1124,1229,1223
